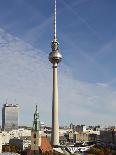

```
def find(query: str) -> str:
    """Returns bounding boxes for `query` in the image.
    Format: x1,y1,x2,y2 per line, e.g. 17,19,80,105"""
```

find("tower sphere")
49,50,62,64
49,41,62,64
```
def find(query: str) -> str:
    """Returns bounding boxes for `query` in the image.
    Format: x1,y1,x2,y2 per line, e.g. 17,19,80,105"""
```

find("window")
34,141,36,144
34,133,36,138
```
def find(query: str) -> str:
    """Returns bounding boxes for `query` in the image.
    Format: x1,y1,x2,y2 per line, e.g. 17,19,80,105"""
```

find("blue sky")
0,0,116,126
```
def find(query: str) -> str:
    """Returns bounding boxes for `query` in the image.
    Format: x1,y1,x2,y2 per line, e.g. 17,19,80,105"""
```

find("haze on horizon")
0,0,116,127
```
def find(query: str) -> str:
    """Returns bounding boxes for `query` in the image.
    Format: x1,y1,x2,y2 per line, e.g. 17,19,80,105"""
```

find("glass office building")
2,104,19,131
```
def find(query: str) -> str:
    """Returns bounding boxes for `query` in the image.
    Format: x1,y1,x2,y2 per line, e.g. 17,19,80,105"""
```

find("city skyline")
0,0,116,126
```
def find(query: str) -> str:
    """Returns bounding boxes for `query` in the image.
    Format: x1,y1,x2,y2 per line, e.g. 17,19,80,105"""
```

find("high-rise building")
2,104,19,131
49,0,62,147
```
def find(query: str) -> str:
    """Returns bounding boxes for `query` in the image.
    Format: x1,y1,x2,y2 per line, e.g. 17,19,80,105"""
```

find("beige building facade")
74,132,98,143
0,133,2,153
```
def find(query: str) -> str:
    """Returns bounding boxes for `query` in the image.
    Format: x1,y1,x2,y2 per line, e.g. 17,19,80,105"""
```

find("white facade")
83,126,87,132
0,133,2,153
86,130,100,135
17,128,31,137
2,131,10,145
22,139,31,150
59,129,68,136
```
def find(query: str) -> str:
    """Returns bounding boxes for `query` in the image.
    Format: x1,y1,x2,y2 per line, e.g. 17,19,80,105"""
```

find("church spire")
33,105,40,131
31,105,41,152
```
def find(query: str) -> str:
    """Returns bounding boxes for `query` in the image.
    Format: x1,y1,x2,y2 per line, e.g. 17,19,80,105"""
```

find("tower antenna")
54,0,57,41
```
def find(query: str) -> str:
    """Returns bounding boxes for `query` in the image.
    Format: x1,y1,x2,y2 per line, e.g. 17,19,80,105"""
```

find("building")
1,128,31,145
75,125,86,133
100,129,116,144
49,0,62,147
27,136,52,155
2,104,19,131
74,132,98,143
26,106,52,155
59,136,67,145
9,137,31,151
39,136,52,153
68,130,74,144
0,132,2,153
70,123,76,132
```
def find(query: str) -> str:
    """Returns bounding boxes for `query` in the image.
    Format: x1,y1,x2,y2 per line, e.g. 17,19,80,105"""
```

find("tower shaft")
52,63,59,146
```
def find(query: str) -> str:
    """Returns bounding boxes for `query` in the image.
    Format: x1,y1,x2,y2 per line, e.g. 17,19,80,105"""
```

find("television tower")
49,0,62,147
